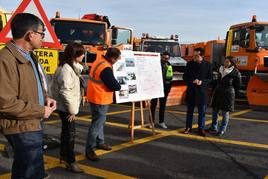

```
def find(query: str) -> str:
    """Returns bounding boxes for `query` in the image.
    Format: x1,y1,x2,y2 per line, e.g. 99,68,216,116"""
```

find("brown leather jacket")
0,41,45,135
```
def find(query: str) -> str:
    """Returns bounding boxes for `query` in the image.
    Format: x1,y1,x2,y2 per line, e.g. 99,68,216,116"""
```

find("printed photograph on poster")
128,85,137,94
127,72,136,81
125,58,135,67
115,61,125,72
117,76,128,85
119,89,129,99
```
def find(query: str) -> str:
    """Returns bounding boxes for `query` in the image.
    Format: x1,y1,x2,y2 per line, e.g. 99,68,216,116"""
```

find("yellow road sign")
34,48,58,74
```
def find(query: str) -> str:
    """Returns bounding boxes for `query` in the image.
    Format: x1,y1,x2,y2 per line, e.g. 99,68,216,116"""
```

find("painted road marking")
172,132,268,150
45,155,136,178
231,117,268,123
0,144,5,151
0,173,10,179
79,163,136,179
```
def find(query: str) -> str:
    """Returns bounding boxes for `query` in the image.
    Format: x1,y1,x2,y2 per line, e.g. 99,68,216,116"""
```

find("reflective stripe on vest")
88,61,105,84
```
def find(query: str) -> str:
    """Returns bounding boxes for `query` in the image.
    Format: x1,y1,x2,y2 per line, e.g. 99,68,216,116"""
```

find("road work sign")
33,48,58,74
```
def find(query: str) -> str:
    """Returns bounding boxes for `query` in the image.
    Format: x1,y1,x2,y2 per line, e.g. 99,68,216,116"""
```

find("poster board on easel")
113,51,164,141
113,51,164,103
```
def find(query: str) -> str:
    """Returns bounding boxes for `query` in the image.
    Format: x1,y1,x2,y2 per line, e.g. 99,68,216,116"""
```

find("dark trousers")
58,111,76,163
5,130,45,179
186,88,207,130
150,87,170,123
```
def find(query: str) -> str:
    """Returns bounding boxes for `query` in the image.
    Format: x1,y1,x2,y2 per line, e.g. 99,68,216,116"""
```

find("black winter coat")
211,67,241,112
183,60,213,104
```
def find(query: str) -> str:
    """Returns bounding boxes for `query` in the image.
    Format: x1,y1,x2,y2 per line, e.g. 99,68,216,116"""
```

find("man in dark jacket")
151,51,173,129
183,48,212,136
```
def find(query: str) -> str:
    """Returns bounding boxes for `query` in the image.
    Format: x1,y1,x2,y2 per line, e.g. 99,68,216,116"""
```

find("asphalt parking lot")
0,103,267,179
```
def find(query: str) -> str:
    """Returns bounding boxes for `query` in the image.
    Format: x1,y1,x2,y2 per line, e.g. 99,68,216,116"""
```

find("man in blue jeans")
182,48,212,136
85,48,121,161
0,13,56,178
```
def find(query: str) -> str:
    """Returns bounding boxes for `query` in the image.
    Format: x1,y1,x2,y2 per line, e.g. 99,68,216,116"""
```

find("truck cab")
226,15,268,86
135,34,187,81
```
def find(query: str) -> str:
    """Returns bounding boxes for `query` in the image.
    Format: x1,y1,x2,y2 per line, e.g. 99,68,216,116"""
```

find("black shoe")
66,162,83,173
205,128,218,134
217,131,225,136
97,143,112,151
198,129,206,137
44,172,50,179
85,149,100,161
59,156,67,164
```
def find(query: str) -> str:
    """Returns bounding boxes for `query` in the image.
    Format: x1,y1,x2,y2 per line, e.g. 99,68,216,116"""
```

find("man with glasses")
183,48,212,136
150,51,173,129
0,13,56,178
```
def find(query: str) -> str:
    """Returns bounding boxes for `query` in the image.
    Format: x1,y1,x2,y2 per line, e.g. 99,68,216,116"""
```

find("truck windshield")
143,41,181,57
52,20,106,45
255,25,268,48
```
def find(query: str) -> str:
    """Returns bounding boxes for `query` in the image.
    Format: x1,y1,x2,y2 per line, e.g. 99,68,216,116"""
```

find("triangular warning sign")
0,0,61,49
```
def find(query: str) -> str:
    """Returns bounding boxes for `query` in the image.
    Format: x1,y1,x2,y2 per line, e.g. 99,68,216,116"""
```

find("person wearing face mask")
207,56,241,136
51,42,85,173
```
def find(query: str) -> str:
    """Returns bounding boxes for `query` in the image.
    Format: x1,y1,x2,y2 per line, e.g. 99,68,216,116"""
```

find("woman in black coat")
208,56,241,136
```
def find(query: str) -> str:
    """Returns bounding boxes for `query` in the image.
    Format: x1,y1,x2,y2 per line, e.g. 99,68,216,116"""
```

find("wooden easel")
129,100,155,142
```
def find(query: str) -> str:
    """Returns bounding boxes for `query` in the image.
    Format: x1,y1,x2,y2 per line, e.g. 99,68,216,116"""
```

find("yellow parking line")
0,144,5,151
107,109,141,116
167,108,251,117
79,164,136,179
172,132,268,150
75,132,171,161
231,109,252,116
44,155,136,178
111,103,132,108
75,115,164,133
44,120,61,125
231,117,268,123
0,173,11,179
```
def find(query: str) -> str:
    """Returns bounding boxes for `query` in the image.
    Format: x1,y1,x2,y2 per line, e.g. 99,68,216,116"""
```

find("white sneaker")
159,122,167,129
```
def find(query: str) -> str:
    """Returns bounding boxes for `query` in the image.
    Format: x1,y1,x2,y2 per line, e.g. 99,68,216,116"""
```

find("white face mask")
73,62,84,73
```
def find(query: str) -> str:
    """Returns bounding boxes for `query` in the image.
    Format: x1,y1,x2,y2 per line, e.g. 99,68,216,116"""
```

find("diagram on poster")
113,51,164,103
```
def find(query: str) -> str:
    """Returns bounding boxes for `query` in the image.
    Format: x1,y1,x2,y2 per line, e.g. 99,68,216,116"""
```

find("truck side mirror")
112,28,118,39
111,39,117,45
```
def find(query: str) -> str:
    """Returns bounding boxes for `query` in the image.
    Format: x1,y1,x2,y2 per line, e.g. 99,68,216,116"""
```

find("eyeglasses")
162,57,170,60
33,31,45,39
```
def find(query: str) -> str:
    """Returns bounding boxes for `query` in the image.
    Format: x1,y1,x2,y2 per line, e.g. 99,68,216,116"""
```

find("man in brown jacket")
0,13,56,179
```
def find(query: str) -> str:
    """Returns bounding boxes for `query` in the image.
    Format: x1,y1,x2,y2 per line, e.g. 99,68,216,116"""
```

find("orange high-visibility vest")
86,56,114,104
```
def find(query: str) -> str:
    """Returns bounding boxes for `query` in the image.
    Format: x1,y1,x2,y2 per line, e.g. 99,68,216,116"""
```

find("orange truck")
50,12,133,67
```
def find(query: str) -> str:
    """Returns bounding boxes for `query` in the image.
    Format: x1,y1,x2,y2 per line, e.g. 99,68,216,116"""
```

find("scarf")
219,65,234,78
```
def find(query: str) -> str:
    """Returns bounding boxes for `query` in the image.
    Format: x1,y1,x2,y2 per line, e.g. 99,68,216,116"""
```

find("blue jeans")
5,130,45,179
86,103,109,151
186,88,207,130
211,108,230,132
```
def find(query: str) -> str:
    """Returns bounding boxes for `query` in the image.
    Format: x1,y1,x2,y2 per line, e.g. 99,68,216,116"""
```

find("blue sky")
1,0,268,43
